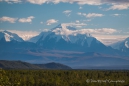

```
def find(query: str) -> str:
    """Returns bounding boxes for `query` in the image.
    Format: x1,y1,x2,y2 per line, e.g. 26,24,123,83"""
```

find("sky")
0,0,129,45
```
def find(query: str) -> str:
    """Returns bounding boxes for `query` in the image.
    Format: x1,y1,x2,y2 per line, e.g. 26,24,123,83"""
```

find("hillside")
0,60,72,69
35,62,72,69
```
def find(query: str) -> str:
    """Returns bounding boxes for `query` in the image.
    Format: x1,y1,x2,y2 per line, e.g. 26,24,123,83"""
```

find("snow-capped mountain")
28,31,51,43
34,24,113,52
28,24,77,43
110,37,129,52
0,31,24,42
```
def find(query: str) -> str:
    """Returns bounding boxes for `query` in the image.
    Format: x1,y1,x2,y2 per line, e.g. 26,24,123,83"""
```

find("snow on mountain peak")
110,37,129,50
53,23,76,30
29,24,96,47
125,41,129,48
0,30,24,42
52,23,92,37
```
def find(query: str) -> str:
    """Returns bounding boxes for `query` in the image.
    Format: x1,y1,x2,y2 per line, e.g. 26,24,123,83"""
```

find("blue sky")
0,0,129,45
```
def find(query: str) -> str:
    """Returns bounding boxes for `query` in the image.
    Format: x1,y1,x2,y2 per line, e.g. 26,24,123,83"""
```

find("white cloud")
76,20,80,23
79,6,83,9
107,4,129,10
112,14,121,16
62,22,87,28
79,28,117,34
77,12,104,18
46,19,58,25
63,10,71,14
93,34,129,45
63,10,72,17
52,23,117,36
26,0,46,5
40,21,43,24
86,13,104,18
1,0,22,4
1,0,129,11
0,16,18,23
24,0,102,5
25,0,129,10
18,16,34,23
77,12,82,16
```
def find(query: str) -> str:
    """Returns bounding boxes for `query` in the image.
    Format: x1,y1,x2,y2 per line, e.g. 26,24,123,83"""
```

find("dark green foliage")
0,69,129,86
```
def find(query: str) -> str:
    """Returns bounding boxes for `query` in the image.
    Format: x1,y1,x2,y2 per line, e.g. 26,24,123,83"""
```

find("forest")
0,69,129,86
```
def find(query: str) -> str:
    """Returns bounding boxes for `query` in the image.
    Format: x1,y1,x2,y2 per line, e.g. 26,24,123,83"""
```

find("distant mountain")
27,31,51,43
0,60,72,69
33,24,115,54
0,60,41,69
0,30,24,42
35,62,72,69
110,37,129,52
28,24,77,43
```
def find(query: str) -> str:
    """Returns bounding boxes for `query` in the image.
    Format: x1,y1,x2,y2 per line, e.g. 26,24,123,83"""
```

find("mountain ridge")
110,37,129,53
0,60,72,69
0,30,24,42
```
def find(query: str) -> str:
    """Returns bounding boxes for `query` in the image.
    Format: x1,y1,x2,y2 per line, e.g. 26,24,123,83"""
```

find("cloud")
79,6,83,9
1,0,129,6
77,12,82,16
1,0,129,11
67,22,87,28
59,22,87,28
52,23,117,36
107,4,129,10
77,12,104,18
0,0,22,4
112,14,121,16
103,0,129,4
0,16,18,23
63,10,72,17
76,20,80,23
18,16,34,23
46,19,58,25
93,34,129,45
24,0,102,5
40,21,43,24
86,13,104,18
26,0,46,5
79,28,117,34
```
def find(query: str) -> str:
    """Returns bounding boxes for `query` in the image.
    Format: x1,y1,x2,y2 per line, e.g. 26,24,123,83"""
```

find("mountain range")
0,24,129,69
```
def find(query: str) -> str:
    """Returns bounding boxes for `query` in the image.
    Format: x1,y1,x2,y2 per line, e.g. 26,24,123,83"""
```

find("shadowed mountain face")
0,24,129,69
0,60,72,69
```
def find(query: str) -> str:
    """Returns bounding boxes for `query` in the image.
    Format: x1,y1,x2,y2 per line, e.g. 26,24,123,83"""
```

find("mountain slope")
0,60,41,69
0,60,72,69
110,37,129,52
35,62,72,69
0,31,24,42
